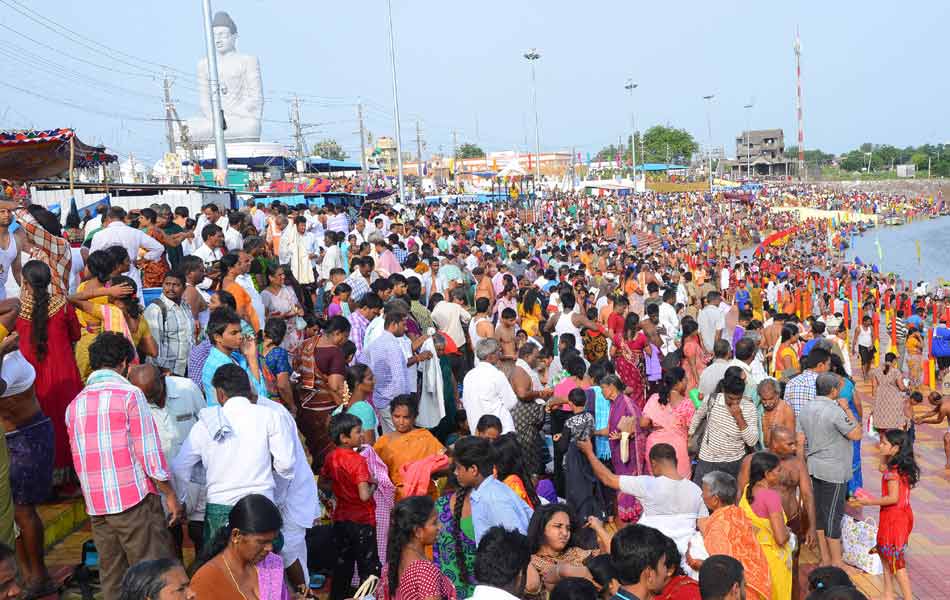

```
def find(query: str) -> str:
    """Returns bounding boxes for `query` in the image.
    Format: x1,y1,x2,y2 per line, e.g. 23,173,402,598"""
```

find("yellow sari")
74,281,142,380
519,302,542,338
374,428,444,501
740,488,792,600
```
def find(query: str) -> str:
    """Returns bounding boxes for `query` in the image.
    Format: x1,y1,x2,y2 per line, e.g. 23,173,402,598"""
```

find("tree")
595,144,625,162
784,146,834,164
312,138,348,161
640,126,698,164
456,143,485,159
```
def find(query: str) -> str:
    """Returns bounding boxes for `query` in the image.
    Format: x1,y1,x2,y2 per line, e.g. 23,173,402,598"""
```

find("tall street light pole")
524,49,542,194
386,0,405,203
201,0,227,172
625,79,638,189
744,102,754,180
703,94,715,191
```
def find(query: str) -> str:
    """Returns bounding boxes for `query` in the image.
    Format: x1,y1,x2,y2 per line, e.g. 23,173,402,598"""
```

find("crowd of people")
0,179,938,600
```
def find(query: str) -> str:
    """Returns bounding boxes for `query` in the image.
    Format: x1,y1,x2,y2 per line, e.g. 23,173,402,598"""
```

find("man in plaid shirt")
65,332,182,600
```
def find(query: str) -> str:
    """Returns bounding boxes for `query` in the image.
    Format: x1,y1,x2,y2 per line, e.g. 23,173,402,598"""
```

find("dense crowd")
0,181,940,600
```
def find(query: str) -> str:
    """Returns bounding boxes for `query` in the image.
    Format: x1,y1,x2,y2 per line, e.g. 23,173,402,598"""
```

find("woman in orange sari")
689,471,771,600
214,253,260,334
374,395,445,501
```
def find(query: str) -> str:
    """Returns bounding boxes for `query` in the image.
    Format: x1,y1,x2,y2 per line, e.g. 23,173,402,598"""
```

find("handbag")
687,395,712,456
840,515,883,575
347,574,378,600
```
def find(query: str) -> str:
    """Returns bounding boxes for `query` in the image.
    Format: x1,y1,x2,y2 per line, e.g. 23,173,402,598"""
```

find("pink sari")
643,393,695,478
613,332,647,410
258,552,291,600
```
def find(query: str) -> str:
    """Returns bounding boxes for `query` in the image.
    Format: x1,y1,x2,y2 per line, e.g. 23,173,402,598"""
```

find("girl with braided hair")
15,260,84,487
432,475,477,598
380,495,456,600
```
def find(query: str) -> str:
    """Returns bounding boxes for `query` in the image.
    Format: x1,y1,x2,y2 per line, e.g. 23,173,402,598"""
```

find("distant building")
727,129,791,178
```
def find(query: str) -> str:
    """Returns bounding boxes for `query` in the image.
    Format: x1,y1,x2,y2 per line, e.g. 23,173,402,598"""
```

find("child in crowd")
475,414,503,441
850,429,919,600
319,413,381,600
582,307,609,364
555,388,605,522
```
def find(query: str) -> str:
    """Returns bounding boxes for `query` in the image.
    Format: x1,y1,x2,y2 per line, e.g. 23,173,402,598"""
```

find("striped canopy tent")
0,128,116,180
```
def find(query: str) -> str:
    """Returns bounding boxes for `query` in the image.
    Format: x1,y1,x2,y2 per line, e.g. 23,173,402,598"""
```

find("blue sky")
2,0,948,166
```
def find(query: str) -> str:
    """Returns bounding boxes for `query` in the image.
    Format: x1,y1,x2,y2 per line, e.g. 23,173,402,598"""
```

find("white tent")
496,159,526,178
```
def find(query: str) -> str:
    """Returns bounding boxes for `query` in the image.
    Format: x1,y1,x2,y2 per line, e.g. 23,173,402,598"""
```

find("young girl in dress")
850,429,919,600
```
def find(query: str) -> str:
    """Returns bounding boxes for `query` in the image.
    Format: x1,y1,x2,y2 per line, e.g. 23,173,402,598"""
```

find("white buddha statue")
187,11,263,143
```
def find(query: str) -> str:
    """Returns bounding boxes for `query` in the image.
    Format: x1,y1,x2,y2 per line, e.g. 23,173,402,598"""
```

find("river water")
846,216,950,284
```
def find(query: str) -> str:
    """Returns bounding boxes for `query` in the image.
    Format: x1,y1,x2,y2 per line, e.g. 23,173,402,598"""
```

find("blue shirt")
469,475,533,543
357,330,414,410
201,346,269,406
734,288,750,311
591,386,611,460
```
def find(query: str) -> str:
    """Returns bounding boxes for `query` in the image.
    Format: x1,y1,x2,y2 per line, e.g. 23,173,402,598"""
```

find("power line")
0,0,199,83
3,80,162,122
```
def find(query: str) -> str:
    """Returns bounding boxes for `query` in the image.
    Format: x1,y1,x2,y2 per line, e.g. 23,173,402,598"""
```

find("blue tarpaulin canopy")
187,155,296,169
305,157,374,172
635,163,689,172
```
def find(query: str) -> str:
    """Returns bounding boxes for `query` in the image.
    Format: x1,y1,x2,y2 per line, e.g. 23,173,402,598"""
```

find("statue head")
212,11,237,55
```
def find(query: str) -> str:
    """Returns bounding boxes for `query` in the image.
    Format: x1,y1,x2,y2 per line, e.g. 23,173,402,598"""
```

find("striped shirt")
144,295,194,377
65,370,170,516
689,393,759,463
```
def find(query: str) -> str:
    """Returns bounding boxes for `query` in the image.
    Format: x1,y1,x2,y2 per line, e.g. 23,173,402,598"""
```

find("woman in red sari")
15,261,84,487
680,318,708,394
612,313,651,411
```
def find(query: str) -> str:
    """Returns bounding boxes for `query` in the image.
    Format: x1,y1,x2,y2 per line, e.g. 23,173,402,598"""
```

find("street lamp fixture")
743,102,754,180
702,95,715,190
625,80,638,183
524,49,542,191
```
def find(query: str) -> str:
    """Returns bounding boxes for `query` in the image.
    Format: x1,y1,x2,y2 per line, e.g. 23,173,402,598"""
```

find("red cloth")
16,303,83,472
607,312,625,338
399,453,450,498
656,575,701,600
321,447,376,525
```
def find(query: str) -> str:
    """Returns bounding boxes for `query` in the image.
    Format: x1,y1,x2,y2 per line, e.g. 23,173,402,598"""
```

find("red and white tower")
794,27,805,181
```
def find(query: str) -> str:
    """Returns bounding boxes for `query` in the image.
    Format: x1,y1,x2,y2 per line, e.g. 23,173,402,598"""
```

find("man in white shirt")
697,291,725,353
193,203,229,244
89,206,164,299
258,394,320,589
190,224,225,268
223,212,244,252
698,340,732,402
462,339,518,435
171,364,295,541
431,288,472,354
251,203,267,234
131,364,207,553
658,289,680,354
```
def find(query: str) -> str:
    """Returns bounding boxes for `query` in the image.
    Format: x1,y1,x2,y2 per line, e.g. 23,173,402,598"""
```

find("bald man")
738,425,817,599
129,364,206,558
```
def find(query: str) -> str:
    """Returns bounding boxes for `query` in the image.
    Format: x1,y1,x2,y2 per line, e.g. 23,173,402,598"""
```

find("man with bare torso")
915,391,950,469
738,425,817,600
758,378,795,449
494,308,518,360
0,333,55,596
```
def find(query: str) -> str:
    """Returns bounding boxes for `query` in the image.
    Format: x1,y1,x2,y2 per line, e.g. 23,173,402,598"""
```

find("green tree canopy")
837,142,950,174
456,143,485,159
312,138,348,161
640,125,698,164
784,146,834,164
